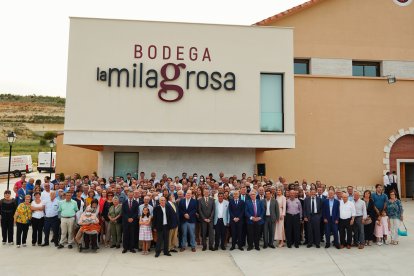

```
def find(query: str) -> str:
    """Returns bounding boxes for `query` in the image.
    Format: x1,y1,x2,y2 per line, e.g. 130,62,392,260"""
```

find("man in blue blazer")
245,190,264,251
213,192,230,250
322,190,340,249
229,190,245,250
178,190,198,252
122,190,139,253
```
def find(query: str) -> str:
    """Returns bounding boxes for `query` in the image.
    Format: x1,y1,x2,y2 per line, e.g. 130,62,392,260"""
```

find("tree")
43,131,57,140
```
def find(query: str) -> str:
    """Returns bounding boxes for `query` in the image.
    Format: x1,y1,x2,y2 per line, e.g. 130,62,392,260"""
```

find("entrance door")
114,152,139,180
405,163,414,198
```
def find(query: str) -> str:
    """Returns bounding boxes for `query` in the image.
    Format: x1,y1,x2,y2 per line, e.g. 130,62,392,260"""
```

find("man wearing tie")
261,190,279,249
304,188,322,248
178,190,198,252
152,196,174,257
229,190,245,251
239,186,248,247
121,190,139,253
322,190,340,249
198,188,215,251
245,190,264,251
213,192,230,250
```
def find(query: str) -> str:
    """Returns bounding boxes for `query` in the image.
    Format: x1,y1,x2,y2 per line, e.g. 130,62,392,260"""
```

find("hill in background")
0,94,65,164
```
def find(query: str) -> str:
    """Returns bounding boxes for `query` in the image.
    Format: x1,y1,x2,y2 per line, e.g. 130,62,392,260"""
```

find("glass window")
260,73,283,132
114,152,139,179
294,59,309,74
352,61,380,77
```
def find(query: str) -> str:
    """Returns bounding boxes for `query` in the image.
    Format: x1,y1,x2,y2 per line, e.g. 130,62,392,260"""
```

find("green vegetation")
0,140,53,165
0,94,65,106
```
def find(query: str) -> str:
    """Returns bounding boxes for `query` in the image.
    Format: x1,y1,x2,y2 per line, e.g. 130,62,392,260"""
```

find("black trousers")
201,220,214,248
16,223,29,245
1,215,14,243
241,222,247,246
122,222,137,250
43,216,60,245
31,217,44,245
285,213,300,247
307,214,321,246
247,222,261,249
230,220,243,248
339,218,352,246
214,219,226,248
84,233,98,249
155,225,170,255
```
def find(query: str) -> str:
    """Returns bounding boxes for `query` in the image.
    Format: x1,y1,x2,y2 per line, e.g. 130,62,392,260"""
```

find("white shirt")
383,175,390,186
41,190,51,203
266,200,271,216
186,199,190,209
339,200,356,219
311,197,317,213
389,174,397,184
217,201,224,218
354,199,367,219
31,200,45,219
161,206,167,225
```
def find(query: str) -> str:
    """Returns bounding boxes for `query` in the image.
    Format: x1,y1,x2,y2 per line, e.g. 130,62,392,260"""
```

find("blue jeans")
181,222,195,249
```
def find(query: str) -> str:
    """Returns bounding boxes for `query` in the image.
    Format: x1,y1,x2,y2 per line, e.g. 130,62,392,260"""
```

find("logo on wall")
393,0,412,6
95,44,236,103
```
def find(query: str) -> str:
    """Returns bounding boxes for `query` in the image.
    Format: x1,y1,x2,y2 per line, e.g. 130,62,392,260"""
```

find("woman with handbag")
387,189,404,245
363,190,376,246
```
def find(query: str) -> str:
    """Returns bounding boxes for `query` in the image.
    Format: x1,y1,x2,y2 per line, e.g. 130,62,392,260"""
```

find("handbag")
398,221,408,236
362,216,372,225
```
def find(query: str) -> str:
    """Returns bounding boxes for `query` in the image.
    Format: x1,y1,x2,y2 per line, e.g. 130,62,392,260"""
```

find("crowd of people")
0,171,405,257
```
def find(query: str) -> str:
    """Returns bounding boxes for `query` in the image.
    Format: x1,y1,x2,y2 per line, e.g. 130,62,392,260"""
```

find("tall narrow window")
260,73,283,132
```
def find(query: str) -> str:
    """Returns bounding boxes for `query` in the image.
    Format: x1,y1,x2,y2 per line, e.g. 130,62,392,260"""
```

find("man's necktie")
129,200,132,209
253,201,257,217
312,198,315,214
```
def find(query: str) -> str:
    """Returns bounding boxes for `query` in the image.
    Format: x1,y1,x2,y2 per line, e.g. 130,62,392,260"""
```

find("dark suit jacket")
261,198,280,223
168,201,179,228
121,199,139,225
322,198,340,222
178,198,198,223
152,204,174,231
198,197,215,221
149,199,159,207
304,196,322,219
245,200,264,225
229,199,245,221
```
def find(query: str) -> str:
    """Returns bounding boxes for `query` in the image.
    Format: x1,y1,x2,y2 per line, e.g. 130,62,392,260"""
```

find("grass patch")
0,93,65,106
0,140,52,165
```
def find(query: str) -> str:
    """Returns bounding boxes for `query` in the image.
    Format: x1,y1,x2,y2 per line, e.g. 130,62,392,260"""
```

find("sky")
0,0,307,97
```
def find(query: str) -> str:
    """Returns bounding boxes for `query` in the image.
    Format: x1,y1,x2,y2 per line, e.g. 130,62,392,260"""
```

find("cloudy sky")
0,0,306,97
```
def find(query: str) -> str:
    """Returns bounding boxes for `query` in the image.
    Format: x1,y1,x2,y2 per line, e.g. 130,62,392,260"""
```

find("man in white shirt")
41,183,52,203
339,193,356,249
353,191,367,249
214,192,229,250
383,172,391,197
389,171,400,200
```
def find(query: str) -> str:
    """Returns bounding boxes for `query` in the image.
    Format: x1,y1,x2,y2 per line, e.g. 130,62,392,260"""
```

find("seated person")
75,199,101,250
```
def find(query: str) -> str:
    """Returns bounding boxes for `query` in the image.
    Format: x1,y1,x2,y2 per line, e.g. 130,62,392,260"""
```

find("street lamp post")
49,139,55,179
6,132,17,191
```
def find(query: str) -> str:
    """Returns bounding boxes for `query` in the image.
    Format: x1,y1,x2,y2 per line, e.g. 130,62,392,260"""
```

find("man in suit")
261,189,280,249
153,196,174,257
17,182,27,205
121,190,139,253
317,187,327,242
167,194,179,253
229,190,245,251
245,190,264,251
323,193,339,248
214,192,230,250
178,190,197,252
149,192,159,207
198,188,215,251
304,188,323,248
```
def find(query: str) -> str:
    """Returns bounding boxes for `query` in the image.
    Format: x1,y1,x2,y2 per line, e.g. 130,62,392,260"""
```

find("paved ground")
1,176,413,276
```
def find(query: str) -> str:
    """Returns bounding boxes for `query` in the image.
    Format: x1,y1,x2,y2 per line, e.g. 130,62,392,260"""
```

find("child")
139,207,153,255
374,210,390,246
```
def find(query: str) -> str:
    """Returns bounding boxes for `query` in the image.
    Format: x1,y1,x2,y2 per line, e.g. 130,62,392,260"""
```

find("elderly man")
139,196,154,216
304,188,322,248
153,196,174,257
245,190,264,251
179,190,197,252
13,175,27,196
353,191,367,249
122,191,139,253
42,190,60,247
41,183,52,203
339,193,356,249
214,192,230,250
198,188,215,251
229,190,245,251
57,192,79,249
322,190,340,249
262,189,279,249
285,190,302,248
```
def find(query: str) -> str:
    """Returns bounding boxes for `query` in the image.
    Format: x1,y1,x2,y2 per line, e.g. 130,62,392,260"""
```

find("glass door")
113,152,139,180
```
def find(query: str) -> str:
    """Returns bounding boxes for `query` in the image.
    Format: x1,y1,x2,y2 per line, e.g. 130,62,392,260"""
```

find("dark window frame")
260,72,284,133
352,61,381,77
294,59,310,75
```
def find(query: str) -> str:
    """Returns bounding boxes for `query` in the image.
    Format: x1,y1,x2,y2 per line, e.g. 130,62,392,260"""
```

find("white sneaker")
22,244,27,247
17,245,20,248
377,241,383,246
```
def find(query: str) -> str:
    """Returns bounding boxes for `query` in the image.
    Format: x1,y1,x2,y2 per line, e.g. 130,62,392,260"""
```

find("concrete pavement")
1,176,413,276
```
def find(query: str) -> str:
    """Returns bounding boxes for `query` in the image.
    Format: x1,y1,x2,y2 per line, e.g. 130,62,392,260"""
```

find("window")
260,73,283,132
352,61,380,77
114,152,139,179
294,59,310,74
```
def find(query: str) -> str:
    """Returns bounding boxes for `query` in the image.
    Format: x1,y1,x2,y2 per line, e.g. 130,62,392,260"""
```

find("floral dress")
15,203,32,224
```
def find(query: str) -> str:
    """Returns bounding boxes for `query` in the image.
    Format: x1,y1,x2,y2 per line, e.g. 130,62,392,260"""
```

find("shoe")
32,243,36,246
221,246,226,250
294,245,299,248
180,248,185,252
9,242,14,245
335,245,341,249
202,246,207,251
239,247,244,251
110,245,116,248
17,245,20,248
287,245,292,248
325,244,330,249
214,246,218,251
22,244,27,247
230,246,235,251
269,245,275,249
116,245,121,249
164,253,172,256
209,247,215,251
247,247,253,251
358,245,364,249
130,249,136,253
57,244,64,249
340,245,345,249
255,247,260,251
346,245,351,249
307,244,312,248
170,249,178,253
68,245,73,249
41,243,49,247
263,245,268,249
191,248,196,252
377,241,383,246
155,252,160,258
316,245,320,248
122,249,128,253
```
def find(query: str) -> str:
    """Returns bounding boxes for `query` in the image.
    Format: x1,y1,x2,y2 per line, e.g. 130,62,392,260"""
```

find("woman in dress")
14,194,32,248
108,196,122,248
274,187,286,247
139,206,153,255
363,190,376,246
30,192,45,246
0,190,17,245
387,189,404,245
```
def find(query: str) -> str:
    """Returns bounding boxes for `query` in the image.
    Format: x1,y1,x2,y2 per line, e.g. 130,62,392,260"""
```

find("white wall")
310,58,352,76
382,60,414,78
98,146,256,179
